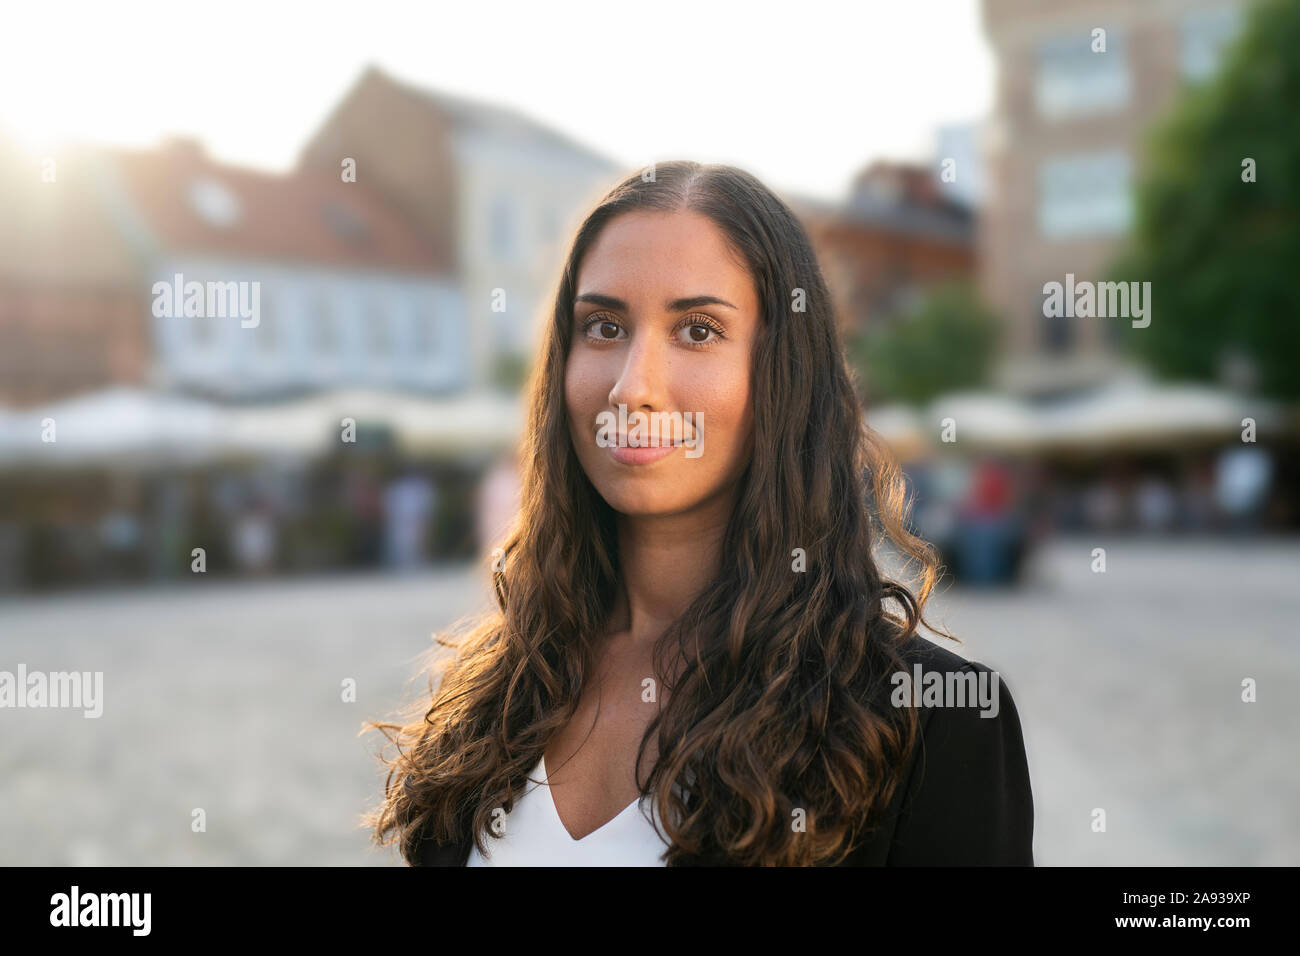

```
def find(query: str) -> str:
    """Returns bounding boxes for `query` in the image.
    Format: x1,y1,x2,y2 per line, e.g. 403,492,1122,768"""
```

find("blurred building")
791,160,975,339
0,72,630,589
0,136,147,406
1,133,467,405
95,136,465,399
979,0,1252,396
296,65,622,389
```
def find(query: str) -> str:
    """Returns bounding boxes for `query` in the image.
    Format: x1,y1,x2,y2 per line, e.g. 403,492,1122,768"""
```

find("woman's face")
565,209,760,518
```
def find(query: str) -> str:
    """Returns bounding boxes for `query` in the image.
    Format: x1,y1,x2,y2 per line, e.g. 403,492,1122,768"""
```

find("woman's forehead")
577,211,755,307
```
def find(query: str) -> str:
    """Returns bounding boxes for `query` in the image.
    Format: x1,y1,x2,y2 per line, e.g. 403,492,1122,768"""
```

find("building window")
495,297,531,353
1182,7,1243,82
310,295,336,354
1038,150,1132,239
366,302,391,355
412,305,438,354
489,194,516,261
191,311,214,347
1035,30,1129,119
320,200,370,246
188,178,242,227
256,294,276,352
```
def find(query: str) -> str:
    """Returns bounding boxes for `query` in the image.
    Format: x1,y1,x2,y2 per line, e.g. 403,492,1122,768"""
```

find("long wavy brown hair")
362,160,951,866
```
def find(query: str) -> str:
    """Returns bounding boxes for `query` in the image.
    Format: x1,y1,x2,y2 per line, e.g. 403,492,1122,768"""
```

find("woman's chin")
610,502,678,518
603,492,693,518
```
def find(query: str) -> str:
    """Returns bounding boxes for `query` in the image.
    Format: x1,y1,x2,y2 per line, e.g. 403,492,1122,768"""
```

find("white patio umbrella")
925,391,1038,451
864,403,928,459
0,386,529,469
0,386,229,468
222,387,525,458
1033,378,1285,449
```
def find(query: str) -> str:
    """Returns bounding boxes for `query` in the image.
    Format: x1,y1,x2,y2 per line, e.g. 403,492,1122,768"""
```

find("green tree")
847,282,1001,405
1110,0,1300,398
490,349,532,393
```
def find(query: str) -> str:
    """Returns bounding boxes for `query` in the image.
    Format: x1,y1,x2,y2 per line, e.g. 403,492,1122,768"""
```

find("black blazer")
414,635,1034,866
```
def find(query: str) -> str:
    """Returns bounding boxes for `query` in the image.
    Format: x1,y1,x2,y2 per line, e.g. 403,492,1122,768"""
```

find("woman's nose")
608,336,668,411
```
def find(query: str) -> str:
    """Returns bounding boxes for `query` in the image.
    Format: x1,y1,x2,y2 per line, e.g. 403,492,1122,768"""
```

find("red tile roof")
105,137,450,274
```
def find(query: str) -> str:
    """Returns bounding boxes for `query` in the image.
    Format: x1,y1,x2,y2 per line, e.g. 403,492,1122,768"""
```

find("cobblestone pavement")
2,537,1296,865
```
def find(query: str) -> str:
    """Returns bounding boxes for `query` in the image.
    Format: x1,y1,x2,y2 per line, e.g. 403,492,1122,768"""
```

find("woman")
365,161,1033,866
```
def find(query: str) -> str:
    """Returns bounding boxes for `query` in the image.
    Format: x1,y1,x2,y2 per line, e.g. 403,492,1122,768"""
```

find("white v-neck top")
466,755,670,866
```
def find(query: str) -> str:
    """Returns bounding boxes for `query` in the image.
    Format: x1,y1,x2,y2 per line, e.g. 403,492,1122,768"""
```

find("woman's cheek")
564,367,595,426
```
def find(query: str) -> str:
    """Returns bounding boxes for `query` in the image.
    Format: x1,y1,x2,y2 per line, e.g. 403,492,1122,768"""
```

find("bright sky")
2,0,994,202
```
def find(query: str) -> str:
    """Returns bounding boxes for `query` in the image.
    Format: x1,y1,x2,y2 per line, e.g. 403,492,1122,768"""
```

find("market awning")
0,386,227,466
1031,379,1285,449
0,386,526,468
925,391,1040,451
223,387,525,456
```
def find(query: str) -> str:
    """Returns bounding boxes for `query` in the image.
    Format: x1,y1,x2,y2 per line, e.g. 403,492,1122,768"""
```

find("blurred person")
1135,475,1177,533
1214,444,1274,534
911,457,968,570
476,446,523,561
953,457,1021,585
1020,459,1055,543
1082,478,1124,532
97,502,143,581
344,464,384,566
149,475,189,579
382,467,437,569
211,471,244,520
1054,481,1088,533
187,475,231,573
0,518,22,591
367,162,1032,867
1181,457,1216,532
230,497,277,576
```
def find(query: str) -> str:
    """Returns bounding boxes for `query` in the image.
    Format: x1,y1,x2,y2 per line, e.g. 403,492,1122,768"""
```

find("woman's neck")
607,494,733,648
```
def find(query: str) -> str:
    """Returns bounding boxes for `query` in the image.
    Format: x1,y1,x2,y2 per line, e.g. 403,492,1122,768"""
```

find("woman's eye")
585,318,624,340
682,323,715,345
581,314,723,347
679,317,724,347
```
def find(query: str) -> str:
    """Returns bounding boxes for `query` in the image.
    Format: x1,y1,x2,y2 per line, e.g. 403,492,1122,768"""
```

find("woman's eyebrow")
574,292,738,311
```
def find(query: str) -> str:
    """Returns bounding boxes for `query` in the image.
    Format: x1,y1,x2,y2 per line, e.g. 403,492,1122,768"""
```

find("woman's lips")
598,428,698,465
607,443,677,465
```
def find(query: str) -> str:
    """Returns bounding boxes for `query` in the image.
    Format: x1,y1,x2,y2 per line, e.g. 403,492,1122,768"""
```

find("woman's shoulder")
871,632,1035,865
887,632,1025,735
892,630,983,673
860,628,1003,712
